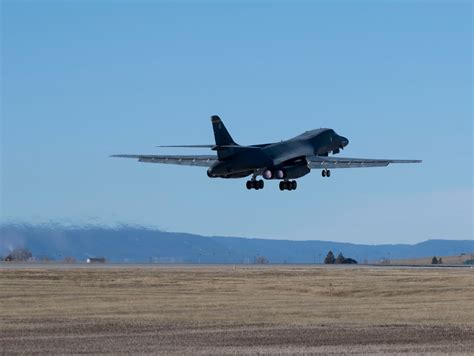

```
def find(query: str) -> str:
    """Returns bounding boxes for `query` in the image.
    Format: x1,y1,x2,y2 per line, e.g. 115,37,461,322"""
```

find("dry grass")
389,253,474,265
1,265,473,354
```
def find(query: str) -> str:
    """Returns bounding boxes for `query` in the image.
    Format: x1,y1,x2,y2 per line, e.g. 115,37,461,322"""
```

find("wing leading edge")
110,154,218,167
307,155,422,169
111,154,421,169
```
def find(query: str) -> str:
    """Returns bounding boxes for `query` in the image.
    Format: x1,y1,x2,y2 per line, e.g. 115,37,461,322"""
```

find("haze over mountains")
1,223,472,263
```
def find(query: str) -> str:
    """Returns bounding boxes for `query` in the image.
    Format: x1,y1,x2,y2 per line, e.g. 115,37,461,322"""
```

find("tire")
259,180,264,189
327,170,331,177
279,181,285,191
322,170,326,177
292,181,297,190
246,181,252,190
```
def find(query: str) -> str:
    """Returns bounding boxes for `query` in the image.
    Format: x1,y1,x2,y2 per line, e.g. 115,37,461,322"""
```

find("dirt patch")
2,320,472,354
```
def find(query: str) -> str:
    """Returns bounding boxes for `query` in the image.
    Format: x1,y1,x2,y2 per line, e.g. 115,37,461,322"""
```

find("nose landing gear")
322,169,331,178
279,180,297,191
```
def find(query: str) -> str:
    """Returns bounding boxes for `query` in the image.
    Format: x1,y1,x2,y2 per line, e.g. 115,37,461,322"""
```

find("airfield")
1,264,473,354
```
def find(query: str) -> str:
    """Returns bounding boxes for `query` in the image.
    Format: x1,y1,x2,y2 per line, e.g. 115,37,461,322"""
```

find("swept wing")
111,154,218,167
307,156,422,169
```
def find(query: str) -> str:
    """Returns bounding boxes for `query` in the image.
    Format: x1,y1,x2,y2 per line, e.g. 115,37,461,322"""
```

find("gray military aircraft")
112,115,421,191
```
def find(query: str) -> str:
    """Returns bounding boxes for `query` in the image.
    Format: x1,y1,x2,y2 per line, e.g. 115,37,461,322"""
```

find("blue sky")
1,1,472,243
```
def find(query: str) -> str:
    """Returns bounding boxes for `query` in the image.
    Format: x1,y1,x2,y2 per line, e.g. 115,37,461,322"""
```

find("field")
1,265,473,354
388,253,474,266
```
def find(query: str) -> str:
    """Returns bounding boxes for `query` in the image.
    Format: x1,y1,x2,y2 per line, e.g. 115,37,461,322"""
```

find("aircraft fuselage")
207,128,349,179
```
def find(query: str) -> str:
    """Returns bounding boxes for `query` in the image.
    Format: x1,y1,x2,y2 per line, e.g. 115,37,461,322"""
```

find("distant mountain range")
1,223,472,263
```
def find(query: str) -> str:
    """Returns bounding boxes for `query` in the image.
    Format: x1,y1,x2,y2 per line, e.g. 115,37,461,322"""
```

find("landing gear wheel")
247,179,264,190
322,170,326,177
327,169,331,177
279,180,297,191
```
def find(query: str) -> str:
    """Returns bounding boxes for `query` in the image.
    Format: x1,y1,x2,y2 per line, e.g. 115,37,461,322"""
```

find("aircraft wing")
111,154,218,167
307,156,422,169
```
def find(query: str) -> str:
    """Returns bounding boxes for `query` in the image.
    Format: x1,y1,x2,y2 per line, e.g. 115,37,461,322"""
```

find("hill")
1,223,472,263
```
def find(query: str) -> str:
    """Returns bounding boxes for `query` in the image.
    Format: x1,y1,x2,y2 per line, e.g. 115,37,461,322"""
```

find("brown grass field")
388,253,474,266
1,265,473,354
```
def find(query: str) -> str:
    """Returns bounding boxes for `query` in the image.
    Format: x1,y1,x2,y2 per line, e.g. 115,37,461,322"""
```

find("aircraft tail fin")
211,116,237,146
211,115,239,160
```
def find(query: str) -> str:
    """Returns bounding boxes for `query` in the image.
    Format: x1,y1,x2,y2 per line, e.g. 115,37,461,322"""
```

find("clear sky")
1,1,472,244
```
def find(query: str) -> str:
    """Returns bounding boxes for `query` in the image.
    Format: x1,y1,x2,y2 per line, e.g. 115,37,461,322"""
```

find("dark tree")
431,256,438,264
438,257,443,264
335,253,346,264
324,251,336,264
342,258,358,264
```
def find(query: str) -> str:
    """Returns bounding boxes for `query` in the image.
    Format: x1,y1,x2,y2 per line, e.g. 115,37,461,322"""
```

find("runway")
1,262,471,270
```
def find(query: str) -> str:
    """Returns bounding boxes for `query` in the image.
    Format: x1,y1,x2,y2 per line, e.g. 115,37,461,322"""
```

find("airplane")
111,115,421,191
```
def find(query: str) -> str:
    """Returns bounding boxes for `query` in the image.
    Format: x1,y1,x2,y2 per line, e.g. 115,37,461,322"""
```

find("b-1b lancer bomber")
112,115,421,191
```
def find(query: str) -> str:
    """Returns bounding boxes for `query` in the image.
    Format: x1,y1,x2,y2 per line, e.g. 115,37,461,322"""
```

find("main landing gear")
246,179,264,190
322,169,331,178
279,180,297,191
246,178,298,191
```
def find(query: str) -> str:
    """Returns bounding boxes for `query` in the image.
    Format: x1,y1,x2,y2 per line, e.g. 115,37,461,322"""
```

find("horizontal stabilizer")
157,145,215,148
157,144,261,150
213,145,260,150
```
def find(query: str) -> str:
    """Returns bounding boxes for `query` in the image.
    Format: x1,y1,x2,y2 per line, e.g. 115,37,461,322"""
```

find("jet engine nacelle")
282,165,310,179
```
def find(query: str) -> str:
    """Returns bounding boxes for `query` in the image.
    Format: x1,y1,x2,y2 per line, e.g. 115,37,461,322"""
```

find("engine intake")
263,169,273,180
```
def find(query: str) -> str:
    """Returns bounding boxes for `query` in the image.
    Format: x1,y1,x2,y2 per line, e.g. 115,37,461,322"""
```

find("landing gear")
246,179,264,190
322,169,331,178
279,180,297,191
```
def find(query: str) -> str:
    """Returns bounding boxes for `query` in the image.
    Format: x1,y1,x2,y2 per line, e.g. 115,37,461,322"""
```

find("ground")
388,253,474,266
1,265,473,354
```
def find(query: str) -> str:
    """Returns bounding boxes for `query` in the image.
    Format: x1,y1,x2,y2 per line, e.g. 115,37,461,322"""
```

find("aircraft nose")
341,137,349,147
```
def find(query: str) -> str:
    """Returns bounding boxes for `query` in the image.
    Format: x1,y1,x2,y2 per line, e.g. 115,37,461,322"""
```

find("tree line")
324,251,357,264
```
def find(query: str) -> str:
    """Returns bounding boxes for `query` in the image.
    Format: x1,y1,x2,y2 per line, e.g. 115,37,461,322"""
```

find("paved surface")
1,262,471,270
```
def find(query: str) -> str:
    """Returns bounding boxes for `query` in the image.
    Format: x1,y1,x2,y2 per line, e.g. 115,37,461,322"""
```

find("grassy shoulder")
1,266,473,327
